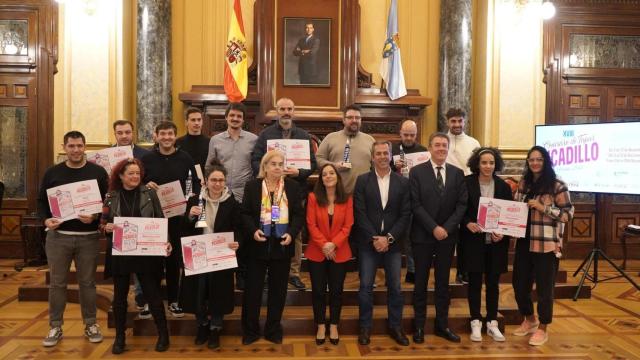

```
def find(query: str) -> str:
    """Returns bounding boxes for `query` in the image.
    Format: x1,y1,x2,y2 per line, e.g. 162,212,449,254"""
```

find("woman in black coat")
101,158,171,354
180,160,242,349
460,147,512,343
240,150,303,345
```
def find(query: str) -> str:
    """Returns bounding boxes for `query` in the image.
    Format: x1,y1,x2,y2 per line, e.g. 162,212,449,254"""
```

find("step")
129,303,506,336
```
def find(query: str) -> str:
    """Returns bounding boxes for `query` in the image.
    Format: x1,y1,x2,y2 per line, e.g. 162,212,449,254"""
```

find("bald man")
391,120,427,283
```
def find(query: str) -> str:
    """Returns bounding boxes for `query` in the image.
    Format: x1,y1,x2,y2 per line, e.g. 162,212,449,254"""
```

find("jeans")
45,231,100,327
358,245,403,329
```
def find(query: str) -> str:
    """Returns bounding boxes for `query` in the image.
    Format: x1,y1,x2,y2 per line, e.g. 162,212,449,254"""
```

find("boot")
155,328,170,352
208,328,221,349
111,333,126,354
112,307,127,354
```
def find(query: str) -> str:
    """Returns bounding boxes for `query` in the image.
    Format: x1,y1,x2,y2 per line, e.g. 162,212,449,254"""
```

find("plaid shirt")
515,179,574,253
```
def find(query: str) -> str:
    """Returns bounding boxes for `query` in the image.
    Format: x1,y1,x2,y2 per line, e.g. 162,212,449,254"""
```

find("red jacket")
305,193,353,263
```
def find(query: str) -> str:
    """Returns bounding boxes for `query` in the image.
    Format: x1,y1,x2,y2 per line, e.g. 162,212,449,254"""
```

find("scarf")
202,186,232,234
260,177,289,238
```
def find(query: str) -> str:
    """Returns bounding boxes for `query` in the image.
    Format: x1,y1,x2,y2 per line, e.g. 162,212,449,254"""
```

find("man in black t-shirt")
37,131,109,347
176,107,210,173
142,121,200,318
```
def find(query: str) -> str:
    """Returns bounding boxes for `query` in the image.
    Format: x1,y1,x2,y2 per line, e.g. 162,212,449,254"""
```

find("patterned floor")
0,259,638,359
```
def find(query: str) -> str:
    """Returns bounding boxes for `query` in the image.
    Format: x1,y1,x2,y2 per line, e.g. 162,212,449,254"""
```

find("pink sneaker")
512,319,539,336
528,329,548,346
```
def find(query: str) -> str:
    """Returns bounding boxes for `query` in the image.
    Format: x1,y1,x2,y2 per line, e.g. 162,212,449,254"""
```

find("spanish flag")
224,0,248,102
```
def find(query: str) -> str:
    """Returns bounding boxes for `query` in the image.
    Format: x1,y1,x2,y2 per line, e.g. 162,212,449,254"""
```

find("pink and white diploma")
112,217,168,256
156,181,187,218
87,146,134,176
392,151,431,170
46,179,103,222
477,197,528,238
267,139,311,169
181,232,237,276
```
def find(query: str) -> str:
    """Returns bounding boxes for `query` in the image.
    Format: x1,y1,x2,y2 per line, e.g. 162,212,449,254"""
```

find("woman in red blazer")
305,163,353,345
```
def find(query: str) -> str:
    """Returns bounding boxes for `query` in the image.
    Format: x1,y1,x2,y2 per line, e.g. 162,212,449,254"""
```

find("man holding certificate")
37,131,109,347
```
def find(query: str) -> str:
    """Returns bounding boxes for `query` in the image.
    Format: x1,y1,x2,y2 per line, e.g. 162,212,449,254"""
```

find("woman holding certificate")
100,158,171,354
512,146,574,346
241,150,303,345
460,147,512,343
305,164,353,345
180,160,241,349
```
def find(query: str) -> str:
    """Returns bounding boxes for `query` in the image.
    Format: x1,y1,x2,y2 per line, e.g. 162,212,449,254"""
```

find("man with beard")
206,102,258,289
251,97,317,290
38,131,109,347
410,132,467,344
113,120,150,159
176,107,210,172
390,120,427,283
444,108,480,285
316,104,375,194
142,121,200,318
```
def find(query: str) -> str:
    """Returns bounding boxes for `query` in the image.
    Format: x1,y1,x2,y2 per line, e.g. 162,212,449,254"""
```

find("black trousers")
241,257,290,340
412,240,455,330
164,250,181,304
512,238,559,325
112,272,167,337
467,271,501,321
308,259,347,325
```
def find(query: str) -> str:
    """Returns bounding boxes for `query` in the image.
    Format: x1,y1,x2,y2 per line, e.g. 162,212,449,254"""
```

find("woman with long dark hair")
512,146,574,346
240,150,303,345
305,163,353,345
180,160,241,349
460,147,511,342
100,158,171,354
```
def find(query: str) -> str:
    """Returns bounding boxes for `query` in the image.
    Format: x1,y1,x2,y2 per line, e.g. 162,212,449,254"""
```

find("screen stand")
573,193,640,301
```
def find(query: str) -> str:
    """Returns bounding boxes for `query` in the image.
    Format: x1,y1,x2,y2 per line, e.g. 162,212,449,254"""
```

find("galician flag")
224,0,248,102
379,0,407,100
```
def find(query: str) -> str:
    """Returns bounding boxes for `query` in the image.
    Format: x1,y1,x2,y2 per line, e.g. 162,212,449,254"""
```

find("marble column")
437,0,472,132
136,0,172,143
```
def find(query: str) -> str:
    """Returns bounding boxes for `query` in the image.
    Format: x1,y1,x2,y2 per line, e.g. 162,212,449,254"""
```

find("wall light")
541,1,556,20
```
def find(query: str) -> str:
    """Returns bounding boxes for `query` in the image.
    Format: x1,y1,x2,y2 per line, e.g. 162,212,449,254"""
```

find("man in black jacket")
410,132,468,344
251,97,317,290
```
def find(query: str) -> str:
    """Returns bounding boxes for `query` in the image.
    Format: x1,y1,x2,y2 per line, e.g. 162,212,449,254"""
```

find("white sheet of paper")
267,139,311,169
194,164,204,182
477,197,529,238
181,232,237,276
87,146,134,176
112,217,168,256
392,151,431,170
46,179,103,222
157,181,187,218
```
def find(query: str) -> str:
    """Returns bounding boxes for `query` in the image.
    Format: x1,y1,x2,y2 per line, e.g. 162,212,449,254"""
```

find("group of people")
36,98,574,354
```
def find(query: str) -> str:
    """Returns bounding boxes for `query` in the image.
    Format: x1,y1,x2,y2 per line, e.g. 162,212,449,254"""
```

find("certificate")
181,232,238,276
477,197,529,238
392,151,431,170
267,139,311,169
157,181,187,218
46,179,103,222
87,146,133,175
112,217,168,256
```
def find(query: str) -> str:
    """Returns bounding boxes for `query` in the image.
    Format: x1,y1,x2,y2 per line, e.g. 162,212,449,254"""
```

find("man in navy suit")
410,132,468,343
354,141,411,346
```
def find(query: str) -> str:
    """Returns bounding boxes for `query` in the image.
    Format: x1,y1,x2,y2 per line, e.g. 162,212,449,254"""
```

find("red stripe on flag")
233,0,245,34
224,62,244,102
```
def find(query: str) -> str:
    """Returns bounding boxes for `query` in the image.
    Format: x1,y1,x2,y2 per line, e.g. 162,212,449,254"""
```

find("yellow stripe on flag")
224,0,247,102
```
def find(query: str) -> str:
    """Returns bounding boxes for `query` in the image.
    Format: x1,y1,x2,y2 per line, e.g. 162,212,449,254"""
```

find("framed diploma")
46,179,103,222
477,197,529,238
86,146,133,176
267,139,311,169
181,232,237,276
157,181,187,218
112,217,168,256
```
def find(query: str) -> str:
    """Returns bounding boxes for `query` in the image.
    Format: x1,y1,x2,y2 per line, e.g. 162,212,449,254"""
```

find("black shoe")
315,337,326,345
404,272,415,284
288,276,306,290
358,328,371,345
264,335,282,344
134,294,145,310
434,327,461,343
413,328,425,344
195,324,209,345
208,328,220,349
155,331,170,352
388,327,409,346
236,275,245,290
242,334,260,345
455,272,469,285
111,335,126,354
329,337,339,345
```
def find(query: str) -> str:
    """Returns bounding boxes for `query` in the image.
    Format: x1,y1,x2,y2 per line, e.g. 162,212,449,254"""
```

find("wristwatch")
386,233,395,244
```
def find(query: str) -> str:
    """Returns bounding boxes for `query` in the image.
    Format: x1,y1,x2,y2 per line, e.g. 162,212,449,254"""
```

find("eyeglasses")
209,179,225,183
527,158,544,163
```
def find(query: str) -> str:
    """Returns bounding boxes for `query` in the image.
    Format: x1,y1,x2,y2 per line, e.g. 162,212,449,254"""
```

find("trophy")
195,188,208,228
185,170,194,200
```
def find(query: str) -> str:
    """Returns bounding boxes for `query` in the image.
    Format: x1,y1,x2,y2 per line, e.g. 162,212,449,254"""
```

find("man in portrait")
293,21,320,84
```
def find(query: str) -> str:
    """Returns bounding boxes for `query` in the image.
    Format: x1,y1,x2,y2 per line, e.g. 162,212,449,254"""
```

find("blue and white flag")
379,0,407,100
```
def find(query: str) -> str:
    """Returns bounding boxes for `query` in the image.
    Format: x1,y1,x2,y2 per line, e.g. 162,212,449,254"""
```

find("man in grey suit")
293,21,320,84
410,132,468,344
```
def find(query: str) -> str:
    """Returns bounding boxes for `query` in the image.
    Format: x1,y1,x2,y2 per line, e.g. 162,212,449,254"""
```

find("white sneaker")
43,327,63,347
470,319,482,342
84,323,103,343
487,320,506,342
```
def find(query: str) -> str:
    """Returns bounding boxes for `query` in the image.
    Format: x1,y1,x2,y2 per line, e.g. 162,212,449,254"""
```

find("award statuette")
341,137,352,169
195,188,208,228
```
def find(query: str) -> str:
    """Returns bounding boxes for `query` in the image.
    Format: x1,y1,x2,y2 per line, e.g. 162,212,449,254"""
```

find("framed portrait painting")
283,17,331,87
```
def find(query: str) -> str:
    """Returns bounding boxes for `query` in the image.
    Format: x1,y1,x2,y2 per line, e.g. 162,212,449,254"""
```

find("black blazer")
180,192,241,316
460,174,513,273
241,178,303,260
353,170,411,249
410,161,468,244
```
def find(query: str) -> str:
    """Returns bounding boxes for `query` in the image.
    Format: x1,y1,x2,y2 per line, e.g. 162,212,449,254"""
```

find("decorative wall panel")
569,34,640,69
